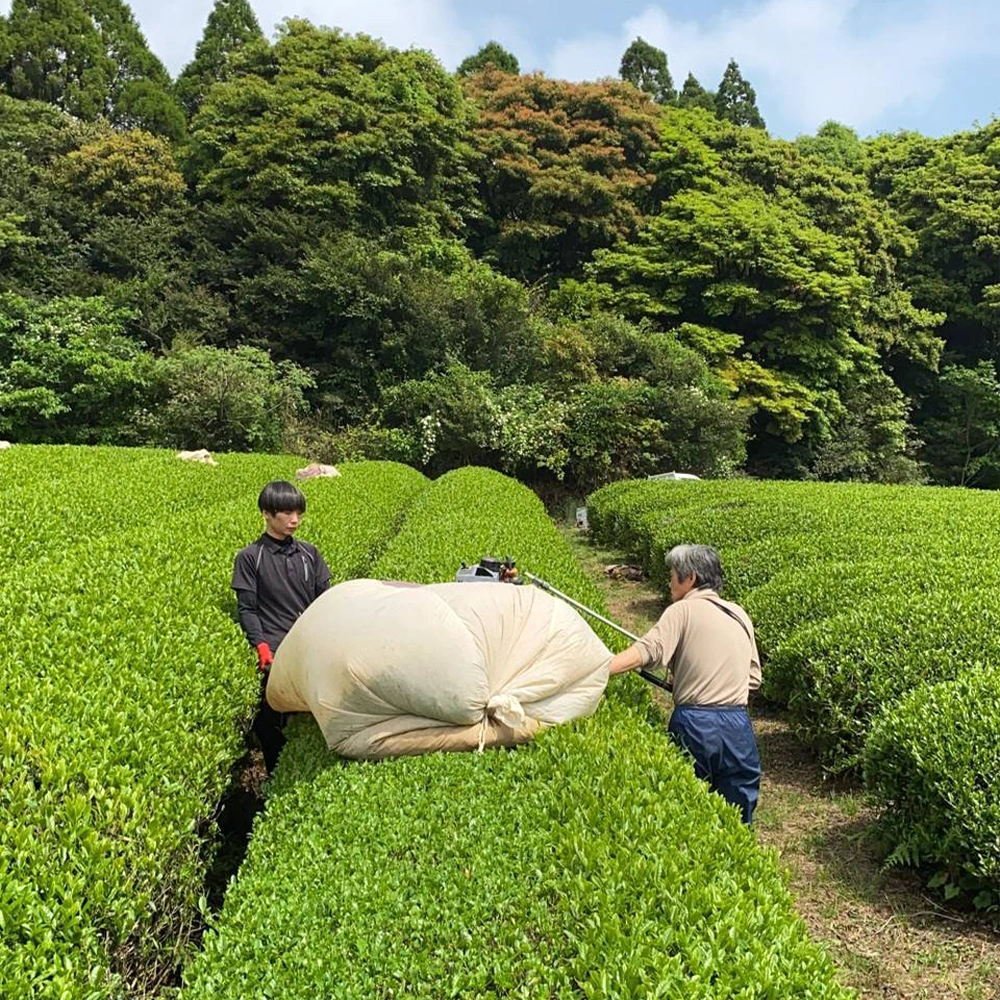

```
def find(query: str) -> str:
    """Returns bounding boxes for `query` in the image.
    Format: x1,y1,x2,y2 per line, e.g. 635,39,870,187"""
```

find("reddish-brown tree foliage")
463,69,663,283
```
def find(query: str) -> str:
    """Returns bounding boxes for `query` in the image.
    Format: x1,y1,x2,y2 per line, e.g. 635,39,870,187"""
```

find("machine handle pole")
524,571,639,641
523,571,673,694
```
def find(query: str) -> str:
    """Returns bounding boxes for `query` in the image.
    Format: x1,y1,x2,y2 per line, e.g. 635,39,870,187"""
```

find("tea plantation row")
1,446,428,1000
179,468,853,999
587,478,1000,908
4,449,853,997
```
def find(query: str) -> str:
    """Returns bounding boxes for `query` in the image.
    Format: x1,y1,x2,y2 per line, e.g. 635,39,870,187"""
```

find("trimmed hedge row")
0,445,259,570
587,477,1000,906
587,479,1000,761
863,664,1000,907
769,590,1000,769
180,467,853,999
1,450,428,1000
373,466,614,640
588,479,996,606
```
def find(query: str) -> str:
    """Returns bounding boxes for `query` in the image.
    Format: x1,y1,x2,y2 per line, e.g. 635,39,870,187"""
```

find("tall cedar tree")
176,0,264,117
678,72,715,112
456,40,519,77
462,69,663,283
619,37,676,104
0,0,184,138
715,58,765,129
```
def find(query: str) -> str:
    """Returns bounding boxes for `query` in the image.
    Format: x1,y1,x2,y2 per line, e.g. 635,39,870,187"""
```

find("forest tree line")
1,0,999,490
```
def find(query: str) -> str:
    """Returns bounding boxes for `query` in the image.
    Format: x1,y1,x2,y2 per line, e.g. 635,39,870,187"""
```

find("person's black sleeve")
314,548,332,597
235,590,266,646
232,549,265,646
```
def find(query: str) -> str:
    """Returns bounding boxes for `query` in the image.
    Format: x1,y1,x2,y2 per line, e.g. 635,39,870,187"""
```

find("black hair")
258,480,306,515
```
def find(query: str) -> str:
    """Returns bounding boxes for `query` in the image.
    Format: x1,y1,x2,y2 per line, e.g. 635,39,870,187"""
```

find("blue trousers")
668,705,761,824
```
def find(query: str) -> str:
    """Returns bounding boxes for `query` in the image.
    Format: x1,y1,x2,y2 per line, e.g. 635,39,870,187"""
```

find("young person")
232,480,331,769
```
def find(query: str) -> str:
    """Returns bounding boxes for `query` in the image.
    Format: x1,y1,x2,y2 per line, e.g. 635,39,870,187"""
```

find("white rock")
295,463,341,480
177,448,217,466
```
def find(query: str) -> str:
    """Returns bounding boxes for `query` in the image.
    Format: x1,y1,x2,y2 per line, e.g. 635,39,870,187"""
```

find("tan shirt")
635,589,761,707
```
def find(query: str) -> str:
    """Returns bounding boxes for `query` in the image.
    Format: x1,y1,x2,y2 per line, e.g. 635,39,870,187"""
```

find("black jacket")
231,532,332,650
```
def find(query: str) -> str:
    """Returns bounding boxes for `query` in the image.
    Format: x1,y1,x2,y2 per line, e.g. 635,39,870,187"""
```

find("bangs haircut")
258,480,307,515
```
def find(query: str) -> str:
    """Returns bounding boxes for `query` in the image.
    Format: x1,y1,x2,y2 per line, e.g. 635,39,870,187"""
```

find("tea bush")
180,467,852,999
0,448,427,1000
863,665,1000,909
586,476,1000,899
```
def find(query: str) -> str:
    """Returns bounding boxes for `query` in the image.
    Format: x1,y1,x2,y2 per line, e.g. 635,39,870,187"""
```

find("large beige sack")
267,579,611,759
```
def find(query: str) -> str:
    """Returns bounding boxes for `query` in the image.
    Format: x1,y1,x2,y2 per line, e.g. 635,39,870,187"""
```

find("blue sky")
4,0,1000,139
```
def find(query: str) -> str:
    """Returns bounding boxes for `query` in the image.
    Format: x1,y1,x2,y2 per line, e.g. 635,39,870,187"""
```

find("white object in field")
267,579,611,759
647,471,701,481
0,441,11,450
295,463,341,479
176,448,217,466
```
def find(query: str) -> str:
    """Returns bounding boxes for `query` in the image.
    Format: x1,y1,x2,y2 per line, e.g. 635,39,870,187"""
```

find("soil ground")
561,524,1000,1000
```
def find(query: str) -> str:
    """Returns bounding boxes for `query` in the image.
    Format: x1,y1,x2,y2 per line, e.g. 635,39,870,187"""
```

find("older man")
609,544,762,824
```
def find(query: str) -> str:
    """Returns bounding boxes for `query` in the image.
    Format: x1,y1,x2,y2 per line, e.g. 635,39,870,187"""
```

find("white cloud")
255,0,475,67
476,13,543,76
547,0,1000,135
4,0,997,135
26,0,478,77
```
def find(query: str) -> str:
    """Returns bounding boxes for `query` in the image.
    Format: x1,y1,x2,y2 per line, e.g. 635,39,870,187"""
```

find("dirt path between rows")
562,524,1000,1000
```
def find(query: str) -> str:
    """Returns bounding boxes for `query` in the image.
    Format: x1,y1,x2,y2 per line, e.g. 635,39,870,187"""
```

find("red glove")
255,642,274,674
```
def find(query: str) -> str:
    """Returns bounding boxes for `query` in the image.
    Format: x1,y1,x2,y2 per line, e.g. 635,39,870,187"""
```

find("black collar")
259,531,299,554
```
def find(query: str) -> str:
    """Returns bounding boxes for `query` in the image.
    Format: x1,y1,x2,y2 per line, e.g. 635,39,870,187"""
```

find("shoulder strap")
254,541,264,571
704,599,753,644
